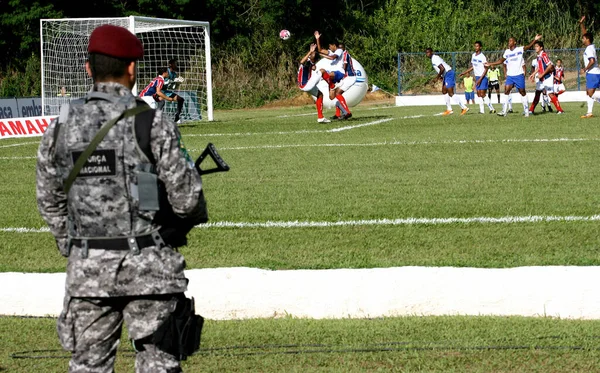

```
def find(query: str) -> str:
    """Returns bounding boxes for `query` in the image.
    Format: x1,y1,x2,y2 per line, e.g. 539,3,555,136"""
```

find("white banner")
0,116,56,140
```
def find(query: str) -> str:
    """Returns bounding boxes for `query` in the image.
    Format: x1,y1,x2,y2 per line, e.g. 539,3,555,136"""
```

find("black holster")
137,295,204,361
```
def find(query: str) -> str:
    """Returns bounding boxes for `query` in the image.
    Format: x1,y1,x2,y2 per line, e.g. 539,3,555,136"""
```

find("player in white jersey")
459,41,496,114
579,16,600,118
425,48,469,116
486,34,542,117
314,31,344,73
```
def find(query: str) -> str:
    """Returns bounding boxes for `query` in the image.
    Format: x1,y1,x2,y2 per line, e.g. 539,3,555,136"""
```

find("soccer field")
2,101,600,371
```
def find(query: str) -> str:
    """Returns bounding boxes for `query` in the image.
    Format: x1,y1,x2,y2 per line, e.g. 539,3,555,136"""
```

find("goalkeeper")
164,59,186,124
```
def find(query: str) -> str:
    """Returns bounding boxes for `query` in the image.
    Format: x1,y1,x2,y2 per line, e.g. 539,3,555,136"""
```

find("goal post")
40,16,213,121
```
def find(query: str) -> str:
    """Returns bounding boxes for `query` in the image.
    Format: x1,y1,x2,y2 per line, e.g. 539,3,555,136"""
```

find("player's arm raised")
579,16,587,36
523,34,542,52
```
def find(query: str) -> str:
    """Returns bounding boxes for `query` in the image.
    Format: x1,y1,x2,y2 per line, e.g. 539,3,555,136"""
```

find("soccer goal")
40,16,213,121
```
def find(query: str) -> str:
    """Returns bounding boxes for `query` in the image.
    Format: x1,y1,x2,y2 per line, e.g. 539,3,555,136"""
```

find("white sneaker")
176,119,182,124
317,117,331,123
497,111,507,117
523,111,529,117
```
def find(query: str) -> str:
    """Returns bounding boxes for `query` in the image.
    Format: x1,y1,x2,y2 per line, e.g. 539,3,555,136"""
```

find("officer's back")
36,24,206,372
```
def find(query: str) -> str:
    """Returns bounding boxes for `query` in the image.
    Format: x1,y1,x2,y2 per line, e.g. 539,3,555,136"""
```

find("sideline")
3,214,600,233
2,266,600,319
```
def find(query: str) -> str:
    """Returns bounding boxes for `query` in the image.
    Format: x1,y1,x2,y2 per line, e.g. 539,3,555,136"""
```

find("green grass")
2,101,600,372
3,315,600,372
1,102,600,271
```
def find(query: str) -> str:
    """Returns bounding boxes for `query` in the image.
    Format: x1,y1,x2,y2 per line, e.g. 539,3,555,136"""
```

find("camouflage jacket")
36,82,204,297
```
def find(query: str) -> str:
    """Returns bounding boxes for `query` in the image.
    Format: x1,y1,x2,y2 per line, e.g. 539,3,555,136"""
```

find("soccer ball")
279,29,291,40
173,76,185,83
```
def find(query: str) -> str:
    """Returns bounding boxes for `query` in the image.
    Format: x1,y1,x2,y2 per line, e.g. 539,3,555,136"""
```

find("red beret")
88,24,144,60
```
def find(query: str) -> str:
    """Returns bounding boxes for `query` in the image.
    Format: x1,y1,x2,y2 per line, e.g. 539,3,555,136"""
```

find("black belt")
70,234,157,251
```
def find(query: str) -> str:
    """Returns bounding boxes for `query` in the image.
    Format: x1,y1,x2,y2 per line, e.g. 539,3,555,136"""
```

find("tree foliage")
0,0,596,104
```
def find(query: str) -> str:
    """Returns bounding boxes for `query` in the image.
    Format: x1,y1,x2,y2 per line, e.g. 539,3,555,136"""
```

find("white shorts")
299,71,322,92
554,83,566,93
535,76,554,93
140,95,157,109
337,76,357,92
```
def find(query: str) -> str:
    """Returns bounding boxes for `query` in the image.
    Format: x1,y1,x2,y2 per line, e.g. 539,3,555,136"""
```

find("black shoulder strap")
134,99,157,164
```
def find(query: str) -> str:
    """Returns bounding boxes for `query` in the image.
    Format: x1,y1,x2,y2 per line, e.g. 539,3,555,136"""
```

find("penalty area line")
4,214,600,233
214,137,599,151
196,214,600,229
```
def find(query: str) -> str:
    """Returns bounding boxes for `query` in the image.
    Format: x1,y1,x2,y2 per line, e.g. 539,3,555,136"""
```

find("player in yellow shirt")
487,66,501,104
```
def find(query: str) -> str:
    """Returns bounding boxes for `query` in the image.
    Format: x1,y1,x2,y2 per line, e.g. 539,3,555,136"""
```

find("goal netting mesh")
40,16,213,121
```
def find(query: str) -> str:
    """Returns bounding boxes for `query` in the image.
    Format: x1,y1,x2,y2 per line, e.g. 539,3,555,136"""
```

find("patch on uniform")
71,149,117,177
177,136,193,165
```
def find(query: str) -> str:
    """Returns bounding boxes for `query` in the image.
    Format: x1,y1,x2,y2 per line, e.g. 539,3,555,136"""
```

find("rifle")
157,143,229,247
195,143,230,175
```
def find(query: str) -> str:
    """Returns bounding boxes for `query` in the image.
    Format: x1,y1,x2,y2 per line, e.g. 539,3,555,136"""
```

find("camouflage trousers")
57,294,183,373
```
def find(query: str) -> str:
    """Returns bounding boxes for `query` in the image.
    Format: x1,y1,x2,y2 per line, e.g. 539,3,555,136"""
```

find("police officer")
36,24,206,372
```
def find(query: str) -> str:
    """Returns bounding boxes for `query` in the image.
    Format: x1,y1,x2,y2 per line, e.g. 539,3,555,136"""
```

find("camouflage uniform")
36,81,205,372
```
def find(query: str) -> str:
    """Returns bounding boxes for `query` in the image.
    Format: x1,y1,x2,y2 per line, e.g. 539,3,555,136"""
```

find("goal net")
40,16,213,121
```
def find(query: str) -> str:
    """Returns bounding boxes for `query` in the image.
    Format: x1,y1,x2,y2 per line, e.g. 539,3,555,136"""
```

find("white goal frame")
40,16,213,121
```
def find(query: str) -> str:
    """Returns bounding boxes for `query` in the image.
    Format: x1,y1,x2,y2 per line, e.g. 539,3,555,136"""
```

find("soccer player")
314,31,354,119
164,59,186,123
139,67,177,110
487,66,502,104
297,43,331,123
529,58,551,112
425,48,469,115
459,41,496,113
579,16,600,118
485,34,542,117
528,41,564,114
554,59,566,95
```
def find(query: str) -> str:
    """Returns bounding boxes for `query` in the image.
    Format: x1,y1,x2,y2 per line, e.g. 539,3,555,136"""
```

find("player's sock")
335,101,347,116
484,96,494,110
587,96,594,114
176,96,184,117
529,92,540,112
444,94,452,111
455,95,467,110
550,95,563,112
502,94,509,113
477,97,484,113
521,94,529,113
336,94,351,114
508,94,513,111
316,96,324,118
335,107,341,117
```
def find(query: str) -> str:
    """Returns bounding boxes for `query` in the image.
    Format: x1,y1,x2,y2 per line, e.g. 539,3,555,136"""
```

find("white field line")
213,137,599,151
0,141,39,149
4,214,600,233
184,117,401,137
4,138,599,160
328,118,395,132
